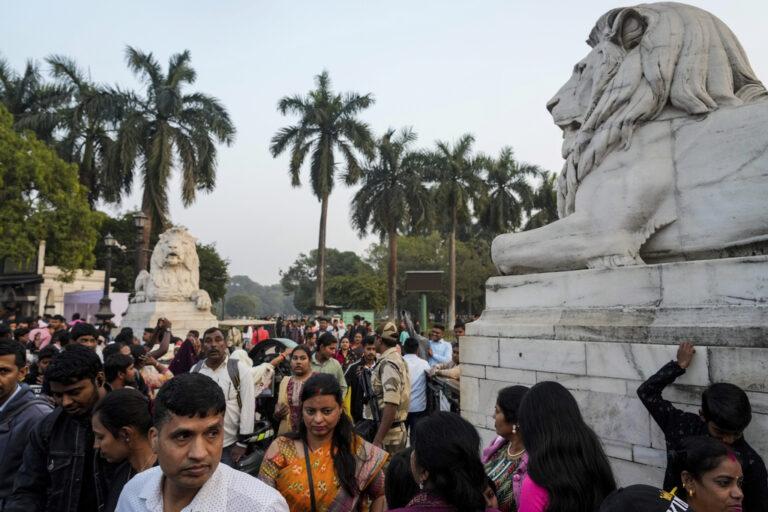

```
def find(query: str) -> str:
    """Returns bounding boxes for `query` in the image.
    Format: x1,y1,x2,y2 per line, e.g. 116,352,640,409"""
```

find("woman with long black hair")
517,381,616,512
91,388,156,512
389,411,499,512
258,373,388,511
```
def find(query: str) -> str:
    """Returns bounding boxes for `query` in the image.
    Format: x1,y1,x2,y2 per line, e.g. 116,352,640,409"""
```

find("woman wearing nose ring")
259,373,389,511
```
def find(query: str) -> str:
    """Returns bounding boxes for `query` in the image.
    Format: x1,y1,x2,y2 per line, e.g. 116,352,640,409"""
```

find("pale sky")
4,1,767,284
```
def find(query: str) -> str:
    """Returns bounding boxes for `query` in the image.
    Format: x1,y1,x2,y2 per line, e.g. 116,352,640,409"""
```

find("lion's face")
547,39,622,160
152,228,198,271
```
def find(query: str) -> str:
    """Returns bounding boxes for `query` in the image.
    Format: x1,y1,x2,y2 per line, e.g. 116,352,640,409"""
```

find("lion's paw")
192,290,212,311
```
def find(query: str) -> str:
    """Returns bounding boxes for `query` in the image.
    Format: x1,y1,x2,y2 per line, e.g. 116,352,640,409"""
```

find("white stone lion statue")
132,227,212,310
492,2,768,275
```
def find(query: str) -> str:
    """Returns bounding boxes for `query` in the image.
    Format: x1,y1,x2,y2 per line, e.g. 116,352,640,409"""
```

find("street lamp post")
133,212,148,280
95,233,118,332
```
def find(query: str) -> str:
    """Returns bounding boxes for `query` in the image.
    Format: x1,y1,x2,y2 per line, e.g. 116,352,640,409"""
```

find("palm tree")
351,127,431,319
524,170,559,230
424,134,487,327
478,146,538,235
112,46,236,262
46,55,126,206
0,56,69,143
270,70,375,314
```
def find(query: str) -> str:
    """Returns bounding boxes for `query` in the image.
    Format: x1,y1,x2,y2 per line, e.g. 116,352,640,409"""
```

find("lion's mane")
146,227,200,302
558,2,767,217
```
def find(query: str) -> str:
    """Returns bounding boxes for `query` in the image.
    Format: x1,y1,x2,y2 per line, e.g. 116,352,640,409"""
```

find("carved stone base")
463,256,768,486
120,301,218,343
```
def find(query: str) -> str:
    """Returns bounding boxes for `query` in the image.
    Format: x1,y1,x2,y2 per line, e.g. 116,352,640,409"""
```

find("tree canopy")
226,294,259,317
0,105,100,279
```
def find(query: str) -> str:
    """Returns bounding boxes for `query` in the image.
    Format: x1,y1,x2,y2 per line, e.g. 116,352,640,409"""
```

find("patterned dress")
258,435,388,512
484,442,523,512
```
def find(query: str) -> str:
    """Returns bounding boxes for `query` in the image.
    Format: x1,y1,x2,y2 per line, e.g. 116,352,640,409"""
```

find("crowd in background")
0,308,764,512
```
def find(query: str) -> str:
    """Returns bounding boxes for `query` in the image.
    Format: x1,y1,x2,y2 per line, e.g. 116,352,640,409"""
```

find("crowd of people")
0,310,764,512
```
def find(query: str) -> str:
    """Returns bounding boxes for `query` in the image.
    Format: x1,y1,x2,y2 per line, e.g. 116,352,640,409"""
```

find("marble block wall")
462,256,768,486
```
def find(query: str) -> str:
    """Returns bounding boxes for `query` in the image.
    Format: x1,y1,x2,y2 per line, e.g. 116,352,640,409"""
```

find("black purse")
353,419,377,442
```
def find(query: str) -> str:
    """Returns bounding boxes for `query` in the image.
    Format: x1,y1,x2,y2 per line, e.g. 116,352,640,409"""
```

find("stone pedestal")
463,256,768,486
120,300,218,339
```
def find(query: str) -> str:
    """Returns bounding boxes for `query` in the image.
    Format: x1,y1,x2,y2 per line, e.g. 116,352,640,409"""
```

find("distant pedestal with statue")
463,2,768,487
120,227,217,336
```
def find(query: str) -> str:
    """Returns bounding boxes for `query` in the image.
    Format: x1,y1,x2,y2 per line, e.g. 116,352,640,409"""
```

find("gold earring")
688,489,694,497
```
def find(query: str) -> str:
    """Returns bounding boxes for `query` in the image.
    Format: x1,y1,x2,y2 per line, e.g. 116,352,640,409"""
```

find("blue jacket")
0,384,52,506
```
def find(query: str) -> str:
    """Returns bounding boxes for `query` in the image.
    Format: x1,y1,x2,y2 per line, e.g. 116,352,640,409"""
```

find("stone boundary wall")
462,256,768,485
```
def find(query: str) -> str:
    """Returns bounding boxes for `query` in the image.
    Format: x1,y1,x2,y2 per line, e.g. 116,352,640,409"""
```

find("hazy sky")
4,1,767,284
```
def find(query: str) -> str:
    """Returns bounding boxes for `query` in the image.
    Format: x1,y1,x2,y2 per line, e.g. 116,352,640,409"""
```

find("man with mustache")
115,373,287,511
191,327,255,468
6,344,108,512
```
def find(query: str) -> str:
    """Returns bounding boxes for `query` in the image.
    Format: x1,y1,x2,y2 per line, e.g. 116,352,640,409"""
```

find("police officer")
370,322,410,454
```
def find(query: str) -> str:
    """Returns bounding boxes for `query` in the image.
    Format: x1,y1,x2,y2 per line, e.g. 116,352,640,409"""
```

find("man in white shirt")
116,373,287,512
191,327,255,467
402,337,432,444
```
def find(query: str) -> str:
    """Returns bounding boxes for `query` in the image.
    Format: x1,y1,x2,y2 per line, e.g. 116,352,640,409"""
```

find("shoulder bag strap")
303,440,317,512
190,360,205,373
226,358,242,409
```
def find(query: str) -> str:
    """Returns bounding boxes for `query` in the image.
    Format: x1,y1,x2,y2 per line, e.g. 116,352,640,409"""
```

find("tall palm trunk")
387,222,398,320
448,204,457,330
315,194,329,315
140,207,152,275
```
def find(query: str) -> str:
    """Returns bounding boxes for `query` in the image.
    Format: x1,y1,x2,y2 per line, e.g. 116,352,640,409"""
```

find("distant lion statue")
131,227,212,310
492,2,768,275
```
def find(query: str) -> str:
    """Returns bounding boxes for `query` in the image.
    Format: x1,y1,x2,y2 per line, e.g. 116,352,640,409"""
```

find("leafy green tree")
0,105,99,279
111,46,236,259
197,242,229,304
366,232,446,317
0,56,68,143
326,273,386,311
524,171,559,230
270,70,375,314
454,237,496,316
45,55,125,206
226,275,300,317
280,248,373,313
92,211,141,292
423,134,487,328
478,147,537,235
350,127,430,319
226,294,259,317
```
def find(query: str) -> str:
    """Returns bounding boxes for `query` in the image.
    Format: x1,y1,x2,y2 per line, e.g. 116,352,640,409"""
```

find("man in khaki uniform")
371,321,410,454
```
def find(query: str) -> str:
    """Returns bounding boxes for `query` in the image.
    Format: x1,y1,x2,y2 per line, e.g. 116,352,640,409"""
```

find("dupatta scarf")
258,435,388,512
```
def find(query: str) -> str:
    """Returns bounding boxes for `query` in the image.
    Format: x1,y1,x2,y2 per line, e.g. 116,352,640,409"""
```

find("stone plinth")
120,300,218,339
463,256,768,486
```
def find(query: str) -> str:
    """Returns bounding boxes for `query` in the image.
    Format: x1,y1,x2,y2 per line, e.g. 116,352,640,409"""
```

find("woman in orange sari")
259,373,388,512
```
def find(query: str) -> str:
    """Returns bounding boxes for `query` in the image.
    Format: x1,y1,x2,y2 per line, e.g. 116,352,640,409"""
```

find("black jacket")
0,385,52,505
637,361,768,512
5,406,114,512
345,359,372,423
